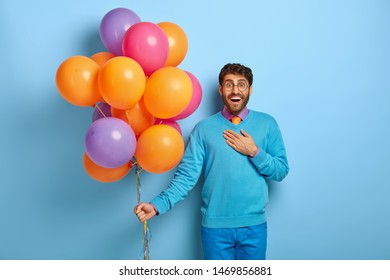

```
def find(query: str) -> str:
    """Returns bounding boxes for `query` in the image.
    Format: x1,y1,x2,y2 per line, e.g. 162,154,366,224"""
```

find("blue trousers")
201,223,267,260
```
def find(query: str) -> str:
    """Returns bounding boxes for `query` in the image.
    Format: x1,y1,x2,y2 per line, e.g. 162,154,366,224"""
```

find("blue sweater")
151,110,289,228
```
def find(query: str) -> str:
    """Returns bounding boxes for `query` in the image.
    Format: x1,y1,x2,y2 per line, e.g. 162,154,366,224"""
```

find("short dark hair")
218,63,253,86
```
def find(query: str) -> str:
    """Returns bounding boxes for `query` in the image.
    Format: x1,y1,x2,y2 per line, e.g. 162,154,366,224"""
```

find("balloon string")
135,163,151,260
95,103,107,118
142,220,151,260
136,164,142,204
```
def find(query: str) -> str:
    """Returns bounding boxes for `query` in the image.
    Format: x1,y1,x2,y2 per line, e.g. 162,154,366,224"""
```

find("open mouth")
230,96,242,103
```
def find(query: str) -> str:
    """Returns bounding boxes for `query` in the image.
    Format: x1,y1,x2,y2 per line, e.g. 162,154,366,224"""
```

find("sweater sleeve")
151,128,205,215
249,121,289,182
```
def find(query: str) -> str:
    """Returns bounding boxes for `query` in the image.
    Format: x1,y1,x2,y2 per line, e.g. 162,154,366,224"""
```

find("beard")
222,93,250,115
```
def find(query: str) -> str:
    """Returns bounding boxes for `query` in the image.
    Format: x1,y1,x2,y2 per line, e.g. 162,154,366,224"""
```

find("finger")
223,133,233,141
224,130,240,140
225,140,234,147
240,129,249,137
225,139,238,149
224,134,235,143
225,129,240,136
137,213,145,220
139,213,149,223
136,210,144,218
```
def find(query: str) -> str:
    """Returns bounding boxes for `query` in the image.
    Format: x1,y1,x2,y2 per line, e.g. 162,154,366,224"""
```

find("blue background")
1,0,389,260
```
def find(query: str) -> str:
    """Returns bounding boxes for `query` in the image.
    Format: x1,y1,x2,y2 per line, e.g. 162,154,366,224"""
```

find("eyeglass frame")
221,79,250,92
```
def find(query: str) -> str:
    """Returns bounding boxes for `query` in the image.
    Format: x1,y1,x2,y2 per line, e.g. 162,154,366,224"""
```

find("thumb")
240,129,249,137
134,203,146,214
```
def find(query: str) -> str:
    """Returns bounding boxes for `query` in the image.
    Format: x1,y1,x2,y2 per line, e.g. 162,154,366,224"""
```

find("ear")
218,85,223,96
249,85,253,96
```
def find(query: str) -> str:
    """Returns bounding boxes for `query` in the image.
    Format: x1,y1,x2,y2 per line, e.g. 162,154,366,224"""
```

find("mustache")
228,93,244,99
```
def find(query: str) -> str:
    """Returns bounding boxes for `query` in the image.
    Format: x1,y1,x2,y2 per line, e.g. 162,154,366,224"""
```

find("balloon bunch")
56,8,202,260
56,7,202,183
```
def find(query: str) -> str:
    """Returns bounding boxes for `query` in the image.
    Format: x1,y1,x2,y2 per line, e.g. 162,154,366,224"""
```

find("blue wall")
1,0,389,260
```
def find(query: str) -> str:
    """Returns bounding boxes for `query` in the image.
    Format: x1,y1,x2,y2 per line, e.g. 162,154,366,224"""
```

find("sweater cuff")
151,196,168,215
150,202,159,216
249,148,270,168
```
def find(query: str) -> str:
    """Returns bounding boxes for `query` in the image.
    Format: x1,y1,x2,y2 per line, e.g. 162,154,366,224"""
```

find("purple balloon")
85,117,136,168
99,8,141,55
92,102,112,122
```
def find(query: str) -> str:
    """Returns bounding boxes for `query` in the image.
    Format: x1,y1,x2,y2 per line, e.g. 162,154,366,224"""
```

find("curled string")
135,163,151,260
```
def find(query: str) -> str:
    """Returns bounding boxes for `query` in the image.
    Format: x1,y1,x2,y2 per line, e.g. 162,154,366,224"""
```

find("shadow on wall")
209,88,223,114
82,28,106,56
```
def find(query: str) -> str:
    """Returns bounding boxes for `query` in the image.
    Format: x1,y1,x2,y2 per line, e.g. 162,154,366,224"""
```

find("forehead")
222,74,248,83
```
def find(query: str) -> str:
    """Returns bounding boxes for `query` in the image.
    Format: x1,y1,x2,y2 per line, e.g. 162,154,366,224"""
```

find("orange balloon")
98,56,146,110
83,152,132,183
110,107,128,123
90,52,116,103
135,124,184,173
125,97,156,136
110,98,154,136
157,22,188,67
90,52,116,67
143,67,192,119
56,56,100,106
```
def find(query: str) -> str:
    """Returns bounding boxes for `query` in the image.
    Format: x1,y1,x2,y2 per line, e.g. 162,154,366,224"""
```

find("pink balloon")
122,22,169,76
170,71,202,120
154,119,182,135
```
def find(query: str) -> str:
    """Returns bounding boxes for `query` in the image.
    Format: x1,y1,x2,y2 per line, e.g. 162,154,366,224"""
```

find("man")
134,63,289,260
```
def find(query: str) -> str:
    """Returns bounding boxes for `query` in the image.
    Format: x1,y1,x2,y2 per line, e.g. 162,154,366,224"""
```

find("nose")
232,84,240,93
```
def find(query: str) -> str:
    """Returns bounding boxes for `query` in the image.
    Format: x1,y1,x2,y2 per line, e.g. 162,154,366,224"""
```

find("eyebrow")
224,79,247,83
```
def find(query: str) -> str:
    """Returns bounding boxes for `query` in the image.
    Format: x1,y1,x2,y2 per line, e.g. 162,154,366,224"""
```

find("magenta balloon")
154,119,182,135
99,8,141,55
85,117,136,168
92,102,112,122
171,71,203,120
122,22,169,76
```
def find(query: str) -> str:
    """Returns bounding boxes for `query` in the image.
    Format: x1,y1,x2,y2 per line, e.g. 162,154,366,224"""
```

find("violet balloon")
99,8,141,55
85,117,136,168
122,22,169,76
171,71,202,120
92,102,111,122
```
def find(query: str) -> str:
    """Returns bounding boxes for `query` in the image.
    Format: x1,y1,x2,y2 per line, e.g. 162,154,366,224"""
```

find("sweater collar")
222,106,249,121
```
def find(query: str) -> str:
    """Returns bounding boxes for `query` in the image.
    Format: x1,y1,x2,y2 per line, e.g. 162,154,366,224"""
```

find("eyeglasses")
222,80,249,92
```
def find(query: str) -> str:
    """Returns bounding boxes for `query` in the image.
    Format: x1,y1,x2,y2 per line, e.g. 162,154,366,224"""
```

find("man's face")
219,74,252,115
